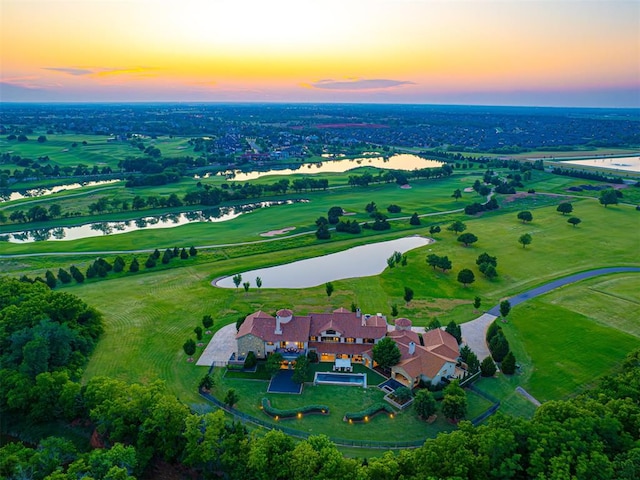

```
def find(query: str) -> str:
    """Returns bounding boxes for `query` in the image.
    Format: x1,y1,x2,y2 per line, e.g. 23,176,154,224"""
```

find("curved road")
461,266,640,360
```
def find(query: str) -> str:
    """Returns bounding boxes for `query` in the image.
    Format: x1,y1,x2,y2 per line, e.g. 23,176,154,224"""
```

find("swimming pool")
314,372,367,388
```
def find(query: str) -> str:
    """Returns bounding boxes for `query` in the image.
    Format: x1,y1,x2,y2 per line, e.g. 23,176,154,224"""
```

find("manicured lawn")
209,363,492,443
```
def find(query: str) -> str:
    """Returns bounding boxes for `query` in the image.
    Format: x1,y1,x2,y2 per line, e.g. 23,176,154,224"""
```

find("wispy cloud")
305,78,416,91
42,66,155,77
43,67,94,76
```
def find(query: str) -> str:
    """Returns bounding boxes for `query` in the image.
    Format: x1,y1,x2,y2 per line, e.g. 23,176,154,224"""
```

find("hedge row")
261,398,329,419
344,403,395,422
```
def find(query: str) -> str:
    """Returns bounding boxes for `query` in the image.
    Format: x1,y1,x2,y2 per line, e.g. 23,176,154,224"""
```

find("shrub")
344,403,395,422
480,357,497,377
244,351,257,369
501,351,516,374
307,350,318,363
261,398,329,419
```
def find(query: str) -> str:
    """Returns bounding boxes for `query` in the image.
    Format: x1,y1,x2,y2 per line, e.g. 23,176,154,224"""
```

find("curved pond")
221,154,444,181
0,179,121,203
1,199,308,243
214,236,431,289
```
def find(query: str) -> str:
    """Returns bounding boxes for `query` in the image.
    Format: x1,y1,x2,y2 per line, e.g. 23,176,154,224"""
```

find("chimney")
356,308,361,318
409,341,416,355
274,317,282,335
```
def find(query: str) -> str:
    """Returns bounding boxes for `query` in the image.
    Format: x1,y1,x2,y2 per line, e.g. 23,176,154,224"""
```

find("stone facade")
237,334,266,359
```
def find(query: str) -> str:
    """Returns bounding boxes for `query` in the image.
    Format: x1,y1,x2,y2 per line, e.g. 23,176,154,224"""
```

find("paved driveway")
197,323,238,366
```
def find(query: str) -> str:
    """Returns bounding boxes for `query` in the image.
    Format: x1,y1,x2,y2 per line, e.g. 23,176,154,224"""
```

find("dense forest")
1,277,639,479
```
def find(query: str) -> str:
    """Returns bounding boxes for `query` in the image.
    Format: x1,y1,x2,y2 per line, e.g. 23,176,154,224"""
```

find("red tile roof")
236,310,310,343
392,330,459,380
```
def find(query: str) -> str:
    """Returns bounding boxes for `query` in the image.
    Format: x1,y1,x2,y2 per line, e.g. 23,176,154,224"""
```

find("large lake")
1,199,307,243
559,156,640,173
222,154,444,181
214,236,432,289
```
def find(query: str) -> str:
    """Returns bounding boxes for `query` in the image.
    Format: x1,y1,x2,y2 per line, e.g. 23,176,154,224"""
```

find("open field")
2,159,639,450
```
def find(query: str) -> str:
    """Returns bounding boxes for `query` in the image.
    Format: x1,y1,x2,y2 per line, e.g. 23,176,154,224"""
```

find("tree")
387,204,402,213
265,353,283,377
183,339,196,359
568,217,582,227
445,321,462,344
476,252,497,268
599,189,619,207
403,286,414,305
457,269,475,287
372,337,401,371
437,256,452,272
518,233,532,248
489,333,510,362
232,274,242,290
409,212,421,225
37,135,47,143
45,270,57,289
501,351,516,374
557,202,573,215
256,276,262,290
391,304,398,317
325,282,334,298
466,351,480,374
162,249,173,264
517,211,533,223
480,356,497,377
427,318,441,330
315,224,331,240
500,300,511,319
414,389,437,419
481,264,498,280
199,374,214,391
180,248,189,259
429,225,441,235
448,220,467,234
194,326,203,341
242,281,250,293
442,382,467,421
292,355,310,384
70,265,84,283
86,264,97,279
365,201,376,213
129,257,139,272
224,389,239,408
473,296,481,311
244,351,257,369
189,246,197,256
145,255,156,268
202,315,213,331
427,253,440,270
113,256,125,273
152,248,161,259
452,188,462,201
57,268,72,284
457,232,478,247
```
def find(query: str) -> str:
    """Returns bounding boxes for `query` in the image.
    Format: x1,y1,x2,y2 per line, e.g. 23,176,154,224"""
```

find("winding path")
461,266,640,360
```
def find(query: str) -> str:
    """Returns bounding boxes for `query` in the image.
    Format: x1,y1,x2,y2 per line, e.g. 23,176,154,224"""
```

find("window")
346,337,355,343
266,342,274,346
310,336,318,342
325,329,336,335
364,338,375,344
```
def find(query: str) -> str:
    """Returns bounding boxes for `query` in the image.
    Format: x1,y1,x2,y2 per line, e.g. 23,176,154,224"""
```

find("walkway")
461,266,640,359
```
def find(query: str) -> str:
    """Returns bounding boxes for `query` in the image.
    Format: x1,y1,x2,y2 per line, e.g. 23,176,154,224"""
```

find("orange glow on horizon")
1,0,638,106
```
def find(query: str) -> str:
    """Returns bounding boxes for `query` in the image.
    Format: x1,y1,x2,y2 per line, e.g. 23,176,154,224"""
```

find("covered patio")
333,357,352,372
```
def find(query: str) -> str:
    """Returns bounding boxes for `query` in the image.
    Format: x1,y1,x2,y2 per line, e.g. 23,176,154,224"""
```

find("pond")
0,179,121,202
221,154,444,181
1,199,308,243
214,236,432,289
557,156,640,173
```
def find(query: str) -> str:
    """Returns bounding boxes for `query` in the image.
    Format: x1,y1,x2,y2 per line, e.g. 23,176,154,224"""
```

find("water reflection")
0,179,121,202
215,236,432,289
2,199,308,243
559,156,640,173
221,154,444,181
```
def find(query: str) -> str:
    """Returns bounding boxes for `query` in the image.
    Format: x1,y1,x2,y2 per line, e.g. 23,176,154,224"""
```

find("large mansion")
236,307,462,387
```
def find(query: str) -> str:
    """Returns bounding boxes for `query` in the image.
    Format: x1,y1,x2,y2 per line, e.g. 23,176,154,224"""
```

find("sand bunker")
260,226,296,237
463,187,475,192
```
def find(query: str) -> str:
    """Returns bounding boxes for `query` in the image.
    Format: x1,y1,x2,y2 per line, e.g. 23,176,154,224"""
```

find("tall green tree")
457,268,475,287
325,282,334,297
557,202,573,215
232,273,242,289
129,257,139,272
518,233,532,248
480,356,497,377
372,337,401,371
568,216,582,227
500,300,511,319
265,353,284,377
501,351,517,374
292,355,310,384
409,212,421,225
183,339,196,359
599,188,619,207
224,389,239,408
452,188,462,201
517,211,533,223
403,286,414,305
448,220,467,234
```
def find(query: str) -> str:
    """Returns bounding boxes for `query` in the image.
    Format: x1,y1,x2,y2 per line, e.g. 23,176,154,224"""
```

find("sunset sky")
1,0,638,107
